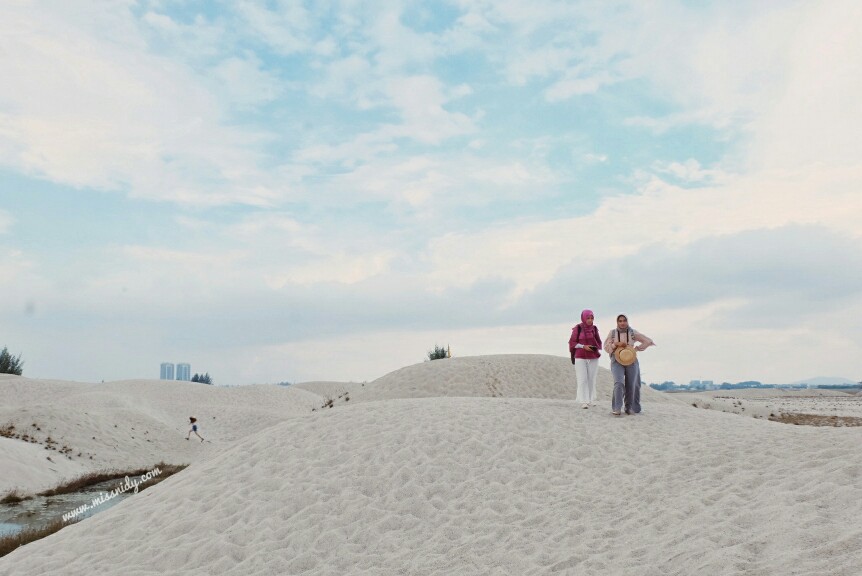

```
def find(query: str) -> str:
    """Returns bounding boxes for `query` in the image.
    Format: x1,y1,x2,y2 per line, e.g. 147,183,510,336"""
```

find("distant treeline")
650,381,862,392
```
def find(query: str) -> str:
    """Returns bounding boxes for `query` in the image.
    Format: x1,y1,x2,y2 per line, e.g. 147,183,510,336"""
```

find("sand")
0,375,322,495
677,388,862,421
2,355,861,575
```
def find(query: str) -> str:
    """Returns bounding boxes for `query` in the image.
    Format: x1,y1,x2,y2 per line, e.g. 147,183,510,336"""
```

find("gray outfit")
611,358,641,414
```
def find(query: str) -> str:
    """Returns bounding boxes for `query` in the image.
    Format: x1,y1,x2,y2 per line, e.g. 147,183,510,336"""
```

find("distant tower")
176,363,191,381
160,362,175,380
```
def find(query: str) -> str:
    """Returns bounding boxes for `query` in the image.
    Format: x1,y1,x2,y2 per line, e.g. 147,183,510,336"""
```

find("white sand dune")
2,355,862,575
0,377,323,494
348,355,676,406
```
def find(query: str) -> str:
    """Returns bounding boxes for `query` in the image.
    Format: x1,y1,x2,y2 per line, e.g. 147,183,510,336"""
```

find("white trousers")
575,358,600,404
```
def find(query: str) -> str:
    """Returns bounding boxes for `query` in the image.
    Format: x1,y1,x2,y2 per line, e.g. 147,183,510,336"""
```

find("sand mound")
0,376,320,494
357,354,674,406
5,356,859,575
3,395,861,575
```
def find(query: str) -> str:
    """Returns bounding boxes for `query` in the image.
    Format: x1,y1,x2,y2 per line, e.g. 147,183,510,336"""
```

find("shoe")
625,410,631,415
612,411,621,416
581,404,589,409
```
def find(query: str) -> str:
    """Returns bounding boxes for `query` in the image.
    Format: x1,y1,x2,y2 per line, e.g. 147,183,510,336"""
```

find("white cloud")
0,3,279,207
506,45,577,86
309,55,376,105
653,159,718,183
295,73,477,177
212,54,283,108
235,0,314,56
142,10,227,59
368,8,439,73
265,251,397,288
745,2,862,172
291,149,555,219
426,162,862,297
583,153,608,164
383,75,475,144
545,69,617,101
418,0,862,301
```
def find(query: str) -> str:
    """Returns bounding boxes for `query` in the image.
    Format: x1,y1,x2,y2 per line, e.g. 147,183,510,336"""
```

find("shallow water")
0,478,135,537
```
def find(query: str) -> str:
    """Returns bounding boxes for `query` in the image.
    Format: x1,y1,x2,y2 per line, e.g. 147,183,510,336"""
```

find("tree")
427,344,451,361
0,347,24,375
191,372,213,385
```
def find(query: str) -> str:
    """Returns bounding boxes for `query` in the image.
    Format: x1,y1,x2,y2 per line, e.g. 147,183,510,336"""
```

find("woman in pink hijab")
569,309,603,408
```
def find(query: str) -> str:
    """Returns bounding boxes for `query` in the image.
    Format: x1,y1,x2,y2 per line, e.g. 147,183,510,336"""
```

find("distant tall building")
160,362,175,380
176,363,191,381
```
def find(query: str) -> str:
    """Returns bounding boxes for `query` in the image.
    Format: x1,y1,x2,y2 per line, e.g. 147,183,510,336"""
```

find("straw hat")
614,346,637,366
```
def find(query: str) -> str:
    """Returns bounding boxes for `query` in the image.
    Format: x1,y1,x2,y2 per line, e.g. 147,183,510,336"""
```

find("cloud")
745,2,862,171
382,75,475,144
212,54,284,108
425,158,862,297
0,3,279,207
235,0,314,56
3,1,862,386
520,224,862,321
652,159,719,183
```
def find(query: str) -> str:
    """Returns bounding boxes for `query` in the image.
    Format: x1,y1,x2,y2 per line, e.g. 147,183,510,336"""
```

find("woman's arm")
603,330,616,354
632,330,655,350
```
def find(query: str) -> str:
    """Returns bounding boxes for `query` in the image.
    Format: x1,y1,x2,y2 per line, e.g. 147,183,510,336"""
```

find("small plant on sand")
191,373,213,384
427,344,451,361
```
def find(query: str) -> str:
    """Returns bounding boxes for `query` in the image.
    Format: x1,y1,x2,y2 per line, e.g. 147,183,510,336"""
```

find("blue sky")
1,0,861,385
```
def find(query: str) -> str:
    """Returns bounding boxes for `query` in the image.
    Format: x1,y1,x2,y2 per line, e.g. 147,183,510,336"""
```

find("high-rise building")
160,362,175,380
176,363,191,381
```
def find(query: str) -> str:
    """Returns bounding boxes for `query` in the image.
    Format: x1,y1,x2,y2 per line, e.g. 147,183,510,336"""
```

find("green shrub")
191,373,213,384
0,347,23,375
427,345,450,361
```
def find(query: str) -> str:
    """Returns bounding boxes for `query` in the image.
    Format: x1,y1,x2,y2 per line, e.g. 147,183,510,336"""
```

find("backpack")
569,324,582,364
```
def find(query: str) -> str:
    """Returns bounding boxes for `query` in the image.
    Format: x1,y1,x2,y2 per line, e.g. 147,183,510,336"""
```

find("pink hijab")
579,309,598,339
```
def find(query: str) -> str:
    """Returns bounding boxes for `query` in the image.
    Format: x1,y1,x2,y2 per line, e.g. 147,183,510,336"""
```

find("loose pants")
574,358,599,404
611,358,641,413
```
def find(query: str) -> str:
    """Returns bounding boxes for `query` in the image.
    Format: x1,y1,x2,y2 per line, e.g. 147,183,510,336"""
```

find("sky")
1,0,861,386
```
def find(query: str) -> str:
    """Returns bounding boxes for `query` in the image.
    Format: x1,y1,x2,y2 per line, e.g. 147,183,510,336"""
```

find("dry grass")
0,517,78,559
768,412,862,427
0,489,29,505
37,462,187,497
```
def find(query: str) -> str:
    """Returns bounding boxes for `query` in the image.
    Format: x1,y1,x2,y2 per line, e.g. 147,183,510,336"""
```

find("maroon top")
569,323,602,359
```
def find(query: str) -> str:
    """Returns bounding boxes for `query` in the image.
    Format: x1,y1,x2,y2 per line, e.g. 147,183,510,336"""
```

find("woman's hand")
615,341,627,349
